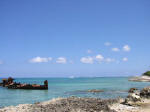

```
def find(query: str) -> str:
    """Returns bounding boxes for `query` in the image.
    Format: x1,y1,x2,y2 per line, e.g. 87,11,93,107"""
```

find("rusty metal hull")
7,84,48,90
0,78,48,90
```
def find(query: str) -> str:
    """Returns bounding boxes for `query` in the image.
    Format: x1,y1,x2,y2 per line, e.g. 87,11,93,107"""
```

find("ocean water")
0,77,150,107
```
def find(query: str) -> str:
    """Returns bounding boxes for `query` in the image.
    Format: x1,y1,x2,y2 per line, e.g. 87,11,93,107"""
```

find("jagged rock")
140,86,150,98
123,91,141,106
0,97,118,112
128,88,138,93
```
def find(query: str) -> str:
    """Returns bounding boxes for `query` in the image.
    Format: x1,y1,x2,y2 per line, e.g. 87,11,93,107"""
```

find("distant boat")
69,76,75,79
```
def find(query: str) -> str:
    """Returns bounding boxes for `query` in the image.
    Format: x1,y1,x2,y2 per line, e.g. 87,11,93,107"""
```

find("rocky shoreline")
129,71,150,82
0,97,118,112
129,76,150,82
1,87,150,112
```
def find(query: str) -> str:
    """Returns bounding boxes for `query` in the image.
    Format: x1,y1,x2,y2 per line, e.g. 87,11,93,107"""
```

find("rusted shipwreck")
0,77,48,90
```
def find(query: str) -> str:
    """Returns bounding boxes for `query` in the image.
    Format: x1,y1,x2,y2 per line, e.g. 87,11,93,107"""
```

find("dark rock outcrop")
87,89,104,93
128,88,138,93
140,86,150,98
73,89,104,94
123,88,141,106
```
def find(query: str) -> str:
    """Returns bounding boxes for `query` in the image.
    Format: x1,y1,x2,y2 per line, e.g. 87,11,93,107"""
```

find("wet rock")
73,89,104,94
87,89,104,93
128,88,138,93
140,86,150,98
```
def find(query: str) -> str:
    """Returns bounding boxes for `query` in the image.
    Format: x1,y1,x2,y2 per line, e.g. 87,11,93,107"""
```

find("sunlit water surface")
0,77,150,107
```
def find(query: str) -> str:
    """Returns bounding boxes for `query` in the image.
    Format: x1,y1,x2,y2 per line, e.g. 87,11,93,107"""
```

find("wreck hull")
0,78,49,90
15,86,48,90
7,85,48,90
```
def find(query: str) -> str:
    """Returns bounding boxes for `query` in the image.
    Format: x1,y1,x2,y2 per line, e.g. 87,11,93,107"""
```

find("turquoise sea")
0,77,150,107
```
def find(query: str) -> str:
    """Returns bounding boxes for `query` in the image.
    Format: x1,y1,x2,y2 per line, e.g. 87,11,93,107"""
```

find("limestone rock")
123,92,141,106
128,88,138,93
140,86,150,98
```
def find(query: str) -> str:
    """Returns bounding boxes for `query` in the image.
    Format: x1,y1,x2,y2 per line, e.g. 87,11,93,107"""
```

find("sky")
0,0,150,77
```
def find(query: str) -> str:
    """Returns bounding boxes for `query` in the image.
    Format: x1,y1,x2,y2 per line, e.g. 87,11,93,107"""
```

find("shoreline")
0,96,150,112
129,76,150,82
1,86,150,112
1,76,150,112
0,97,119,112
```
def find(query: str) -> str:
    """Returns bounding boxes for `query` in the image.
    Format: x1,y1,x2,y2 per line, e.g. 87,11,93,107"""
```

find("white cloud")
80,56,94,64
56,57,67,64
80,54,119,64
112,47,120,52
87,49,92,54
105,58,115,63
29,57,52,63
123,45,131,52
104,42,111,46
123,57,128,62
95,54,104,62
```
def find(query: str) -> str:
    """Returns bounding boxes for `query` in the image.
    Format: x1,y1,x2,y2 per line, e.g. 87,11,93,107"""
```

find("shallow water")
0,77,150,107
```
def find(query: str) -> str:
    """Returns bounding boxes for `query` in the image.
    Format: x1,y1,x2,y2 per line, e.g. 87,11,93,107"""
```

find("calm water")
0,77,150,107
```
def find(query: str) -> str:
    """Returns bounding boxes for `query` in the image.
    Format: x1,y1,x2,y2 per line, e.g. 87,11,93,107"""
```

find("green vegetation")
143,71,150,76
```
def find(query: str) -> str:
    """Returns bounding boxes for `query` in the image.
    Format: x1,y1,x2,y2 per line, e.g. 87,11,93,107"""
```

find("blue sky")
0,0,150,77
